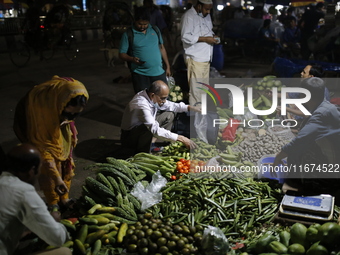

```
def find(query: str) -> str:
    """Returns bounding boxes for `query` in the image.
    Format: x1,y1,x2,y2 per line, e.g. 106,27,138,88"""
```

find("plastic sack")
194,112,208,143
194,112,220,145
167,76,176,91
131,170,167,211
201,226,230,255
205,156,220,168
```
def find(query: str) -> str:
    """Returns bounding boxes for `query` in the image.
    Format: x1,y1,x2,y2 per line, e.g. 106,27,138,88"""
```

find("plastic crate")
257,154,287,183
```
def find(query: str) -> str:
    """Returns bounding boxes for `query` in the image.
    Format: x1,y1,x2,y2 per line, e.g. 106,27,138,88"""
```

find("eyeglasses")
155,94,168,102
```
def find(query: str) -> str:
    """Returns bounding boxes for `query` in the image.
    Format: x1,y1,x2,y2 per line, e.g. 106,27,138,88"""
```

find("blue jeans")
131,71,167,94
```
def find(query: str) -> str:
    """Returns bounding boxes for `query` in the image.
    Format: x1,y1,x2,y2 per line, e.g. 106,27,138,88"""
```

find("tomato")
171,175,177,180
180,158,186,163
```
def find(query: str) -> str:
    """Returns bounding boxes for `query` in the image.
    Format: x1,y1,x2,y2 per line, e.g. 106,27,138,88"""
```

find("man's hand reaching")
188,105,201,113
177,135,197,150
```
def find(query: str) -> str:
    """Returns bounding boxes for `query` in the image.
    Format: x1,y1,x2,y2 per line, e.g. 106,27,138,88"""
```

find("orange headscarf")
22,75,89,161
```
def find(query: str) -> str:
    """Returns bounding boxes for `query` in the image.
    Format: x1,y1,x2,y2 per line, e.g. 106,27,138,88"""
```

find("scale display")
279,194,335,221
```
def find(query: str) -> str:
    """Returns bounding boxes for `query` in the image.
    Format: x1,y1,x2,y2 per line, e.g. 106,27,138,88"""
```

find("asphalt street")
0,39,273,200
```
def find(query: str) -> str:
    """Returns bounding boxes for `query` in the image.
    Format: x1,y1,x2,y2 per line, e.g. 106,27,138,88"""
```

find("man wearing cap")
180,0,219,106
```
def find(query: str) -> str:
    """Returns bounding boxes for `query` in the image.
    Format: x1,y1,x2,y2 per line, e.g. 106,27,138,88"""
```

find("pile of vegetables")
250,75,284,92
233,130,287,165
48,149,340,255
168,85,184,102
122,212,203,255
54,205,135,254
128,152,178,178
162,141,190,160
191,138,220,161
248,221,340,255
148,174,282,238
26,74,340,255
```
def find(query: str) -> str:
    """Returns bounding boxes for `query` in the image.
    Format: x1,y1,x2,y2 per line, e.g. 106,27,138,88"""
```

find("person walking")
13,75,89,215
119,6,171,94
180,0,219,106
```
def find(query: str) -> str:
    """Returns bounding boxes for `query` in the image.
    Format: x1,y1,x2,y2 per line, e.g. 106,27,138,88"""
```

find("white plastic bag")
194,112,208,143
201,226,230,255
167,76,176,91
131,170,167,211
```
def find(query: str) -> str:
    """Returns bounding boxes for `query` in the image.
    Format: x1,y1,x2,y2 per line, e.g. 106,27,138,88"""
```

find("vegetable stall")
27,76,340,254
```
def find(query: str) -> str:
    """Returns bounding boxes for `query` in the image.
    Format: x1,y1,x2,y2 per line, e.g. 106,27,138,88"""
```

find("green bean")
258,197,262,214
173,214,188,224
204,197,223,210
234,200,238,215
248,214,255,228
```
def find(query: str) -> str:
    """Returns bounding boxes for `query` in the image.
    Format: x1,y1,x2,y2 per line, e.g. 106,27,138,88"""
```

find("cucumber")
61,240,73,248
85,229,107,246
73,239,86,255
91,239,102,255
117,223,128,243
88,204,102,215
79,217,98,225
76,224,88,244
96,217,110,225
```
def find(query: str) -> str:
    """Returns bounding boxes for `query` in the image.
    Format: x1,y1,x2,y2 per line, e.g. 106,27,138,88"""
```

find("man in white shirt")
0,144,71,255
180,0,219,106
121,80,200,155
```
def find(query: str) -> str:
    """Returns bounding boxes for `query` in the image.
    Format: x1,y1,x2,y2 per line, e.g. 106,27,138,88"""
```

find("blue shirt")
282,100,340,164
119,25,164,76
282,27,301,44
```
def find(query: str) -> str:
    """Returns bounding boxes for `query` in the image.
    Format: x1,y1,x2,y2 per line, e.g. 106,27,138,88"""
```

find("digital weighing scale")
279,194,335,221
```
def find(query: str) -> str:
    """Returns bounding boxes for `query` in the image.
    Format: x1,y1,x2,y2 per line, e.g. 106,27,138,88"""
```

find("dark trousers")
120,111,175,155
121,125,153,154
131,72,167,94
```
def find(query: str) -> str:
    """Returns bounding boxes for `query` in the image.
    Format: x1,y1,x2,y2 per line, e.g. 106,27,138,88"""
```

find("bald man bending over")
121,80,200,155
0,143,71,255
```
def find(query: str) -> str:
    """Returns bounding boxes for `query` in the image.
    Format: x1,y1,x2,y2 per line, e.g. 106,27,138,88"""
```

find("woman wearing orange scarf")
13,75,89,214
